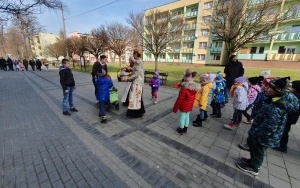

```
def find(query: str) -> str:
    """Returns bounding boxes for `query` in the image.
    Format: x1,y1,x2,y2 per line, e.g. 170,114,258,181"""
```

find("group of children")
172,68,300,176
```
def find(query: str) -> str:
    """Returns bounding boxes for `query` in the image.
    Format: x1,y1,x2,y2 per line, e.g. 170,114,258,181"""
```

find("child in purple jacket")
149,71,160,104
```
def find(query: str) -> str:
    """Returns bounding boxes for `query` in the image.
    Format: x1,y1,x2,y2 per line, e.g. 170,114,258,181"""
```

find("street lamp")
60,0,69,59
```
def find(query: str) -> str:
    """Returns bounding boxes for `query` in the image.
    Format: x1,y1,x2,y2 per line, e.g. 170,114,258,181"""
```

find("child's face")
290,87,296,93
266,87,277,96
153,74,157,78
64,61,70,68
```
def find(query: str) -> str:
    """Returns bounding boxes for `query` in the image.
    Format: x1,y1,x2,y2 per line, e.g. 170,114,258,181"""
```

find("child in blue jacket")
96,69,113,123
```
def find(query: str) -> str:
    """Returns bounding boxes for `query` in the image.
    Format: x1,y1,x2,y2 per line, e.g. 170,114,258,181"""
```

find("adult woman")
126,49,145,118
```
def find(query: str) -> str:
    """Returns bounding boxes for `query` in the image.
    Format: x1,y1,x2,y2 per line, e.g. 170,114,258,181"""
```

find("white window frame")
198,54,206,61
201,29,209,36
199,42,208,49
204,2,213,10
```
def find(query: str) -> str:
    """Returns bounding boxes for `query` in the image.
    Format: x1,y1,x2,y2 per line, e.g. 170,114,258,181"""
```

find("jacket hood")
273,92,299,114
59,65,66,71
181,82,201,92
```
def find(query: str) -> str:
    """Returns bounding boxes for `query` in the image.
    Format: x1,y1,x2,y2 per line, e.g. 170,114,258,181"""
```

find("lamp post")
60,0,69,59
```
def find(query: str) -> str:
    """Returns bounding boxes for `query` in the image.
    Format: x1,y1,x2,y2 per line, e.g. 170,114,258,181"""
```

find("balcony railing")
182,36,196,41
185,11,198,18
210,47,222,52
185,24,196,30
181,48,193,53
285,11,300,21
276,32,300,41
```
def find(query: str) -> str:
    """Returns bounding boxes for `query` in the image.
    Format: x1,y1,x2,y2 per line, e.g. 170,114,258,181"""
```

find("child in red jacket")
173,71,201,135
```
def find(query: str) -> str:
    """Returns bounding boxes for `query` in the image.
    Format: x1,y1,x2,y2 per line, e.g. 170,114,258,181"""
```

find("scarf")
230,83,243,97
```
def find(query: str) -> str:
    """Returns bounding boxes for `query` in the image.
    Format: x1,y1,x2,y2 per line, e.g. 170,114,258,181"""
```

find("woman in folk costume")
126,49,146,118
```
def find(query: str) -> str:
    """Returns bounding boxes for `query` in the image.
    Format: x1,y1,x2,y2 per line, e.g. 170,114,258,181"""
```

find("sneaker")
101,116,107,124
238,143,250,151
70,108,78,112
154,100,158,104
240,157,251,165
63,111,71,116
236,162,258,176
177,127,185,135
183,127,188,134
224,123,234,130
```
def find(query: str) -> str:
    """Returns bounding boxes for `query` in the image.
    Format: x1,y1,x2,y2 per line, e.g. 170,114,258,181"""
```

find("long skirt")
126,83,145,118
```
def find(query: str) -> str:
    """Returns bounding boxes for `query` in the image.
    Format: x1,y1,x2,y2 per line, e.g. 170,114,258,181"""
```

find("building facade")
144,0,300,64
237,0,300,61
30,32,60,61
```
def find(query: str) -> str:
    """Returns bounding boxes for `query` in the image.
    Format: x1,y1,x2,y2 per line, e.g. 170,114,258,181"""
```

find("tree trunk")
154,56,158,71
118,55,122,68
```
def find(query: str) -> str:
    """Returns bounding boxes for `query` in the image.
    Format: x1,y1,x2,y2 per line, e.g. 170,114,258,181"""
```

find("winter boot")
183,127,188,134
176,127,185,135
193,116,200,124
193,119,202,127
101,116,107,124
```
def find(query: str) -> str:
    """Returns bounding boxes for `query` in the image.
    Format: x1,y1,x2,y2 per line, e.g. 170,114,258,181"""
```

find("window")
198,54,206,61
259,47,265,54
201,29,209,36
278,46,285,54
172,54,179,59
204,2,213,10
199,42,208,48
159,54,166,59
215,42,222,47
213,55,221,60
203,16,211,23
250,47,257,54
191,7,198,12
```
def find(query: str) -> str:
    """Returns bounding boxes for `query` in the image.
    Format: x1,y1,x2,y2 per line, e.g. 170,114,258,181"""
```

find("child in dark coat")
96,69,113,123
237,77,299,176
149,71,160,104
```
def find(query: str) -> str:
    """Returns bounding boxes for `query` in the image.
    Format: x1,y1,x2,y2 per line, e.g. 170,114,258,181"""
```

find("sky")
37,0,174,35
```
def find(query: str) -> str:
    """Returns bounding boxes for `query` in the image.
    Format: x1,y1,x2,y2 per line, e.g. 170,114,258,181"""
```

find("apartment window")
259,47,265,54
201,29,209,36
199,42,208,48
278,46,285,54
191,7,198,12
172,54,179,59
250,47,257,54
159,54,166,59
198,54,206,61
213,55,221,60
203,16,211,23
215,42,222,47
204,2,213,10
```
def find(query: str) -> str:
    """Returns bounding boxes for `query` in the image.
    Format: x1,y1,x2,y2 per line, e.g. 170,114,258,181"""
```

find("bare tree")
106,22,130,68
87,26,108,59
0,0,61,17
6,26,26,59
210,0,291,64
44,38,66,60
127,10,186,71
67,36,80,59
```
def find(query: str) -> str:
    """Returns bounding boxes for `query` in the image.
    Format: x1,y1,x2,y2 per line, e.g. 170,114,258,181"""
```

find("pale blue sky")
37,0,174,35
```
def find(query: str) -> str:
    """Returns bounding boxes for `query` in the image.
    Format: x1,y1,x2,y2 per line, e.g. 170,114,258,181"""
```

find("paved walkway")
0,69,300,188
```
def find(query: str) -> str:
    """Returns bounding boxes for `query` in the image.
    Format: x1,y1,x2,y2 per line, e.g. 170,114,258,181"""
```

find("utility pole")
60,0,69,59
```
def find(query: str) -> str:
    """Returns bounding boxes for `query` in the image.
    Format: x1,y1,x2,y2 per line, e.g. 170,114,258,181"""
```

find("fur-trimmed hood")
181,82,201,92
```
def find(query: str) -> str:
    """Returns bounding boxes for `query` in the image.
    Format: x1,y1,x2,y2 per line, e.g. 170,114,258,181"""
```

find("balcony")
185,11,198,18
210,47,222,53
237,53,267,60
168,49,180,53
275,32,300,42
184,24,196,30
182,36,196,42
181,48,193,53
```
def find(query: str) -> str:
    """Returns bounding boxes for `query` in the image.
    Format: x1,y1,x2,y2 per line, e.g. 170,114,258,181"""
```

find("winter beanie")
248,77,260,85
208,73,216,83
262,77,274,87
234,76,247,84
155,71,160,76
269,77,291,95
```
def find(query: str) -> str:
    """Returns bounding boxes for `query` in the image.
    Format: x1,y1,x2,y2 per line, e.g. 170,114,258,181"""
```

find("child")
15,61,20,72
173,71,200,135
242,77,261,124
237,77,299,176
193,73,213,127
273,80,300,153
217,71,228,103
224,76,248,130
211,74,225,118
149,71,160,104
59,59,78,116
96,69,113,123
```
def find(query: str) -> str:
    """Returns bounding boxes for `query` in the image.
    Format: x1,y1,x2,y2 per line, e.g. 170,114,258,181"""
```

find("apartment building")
237,0,300,61
30,32,60,60
144,0,300,64
143,0,215,64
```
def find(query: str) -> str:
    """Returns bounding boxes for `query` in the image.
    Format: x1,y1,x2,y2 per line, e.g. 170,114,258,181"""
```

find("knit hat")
154,71,160,76
200,73,210,84
269,77,291,95
216,71,222,75
260,70,271,78
248,77,260,85
97,69,106,77
215,74,223,82
234,76,246,84
292,81,300,93
262,77,274,87
208,73,216,83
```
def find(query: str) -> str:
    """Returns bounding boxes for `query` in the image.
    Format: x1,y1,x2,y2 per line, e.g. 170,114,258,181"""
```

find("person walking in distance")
23,58,29,71
36,59,42,71
59,59,78,116
29,59,35,71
